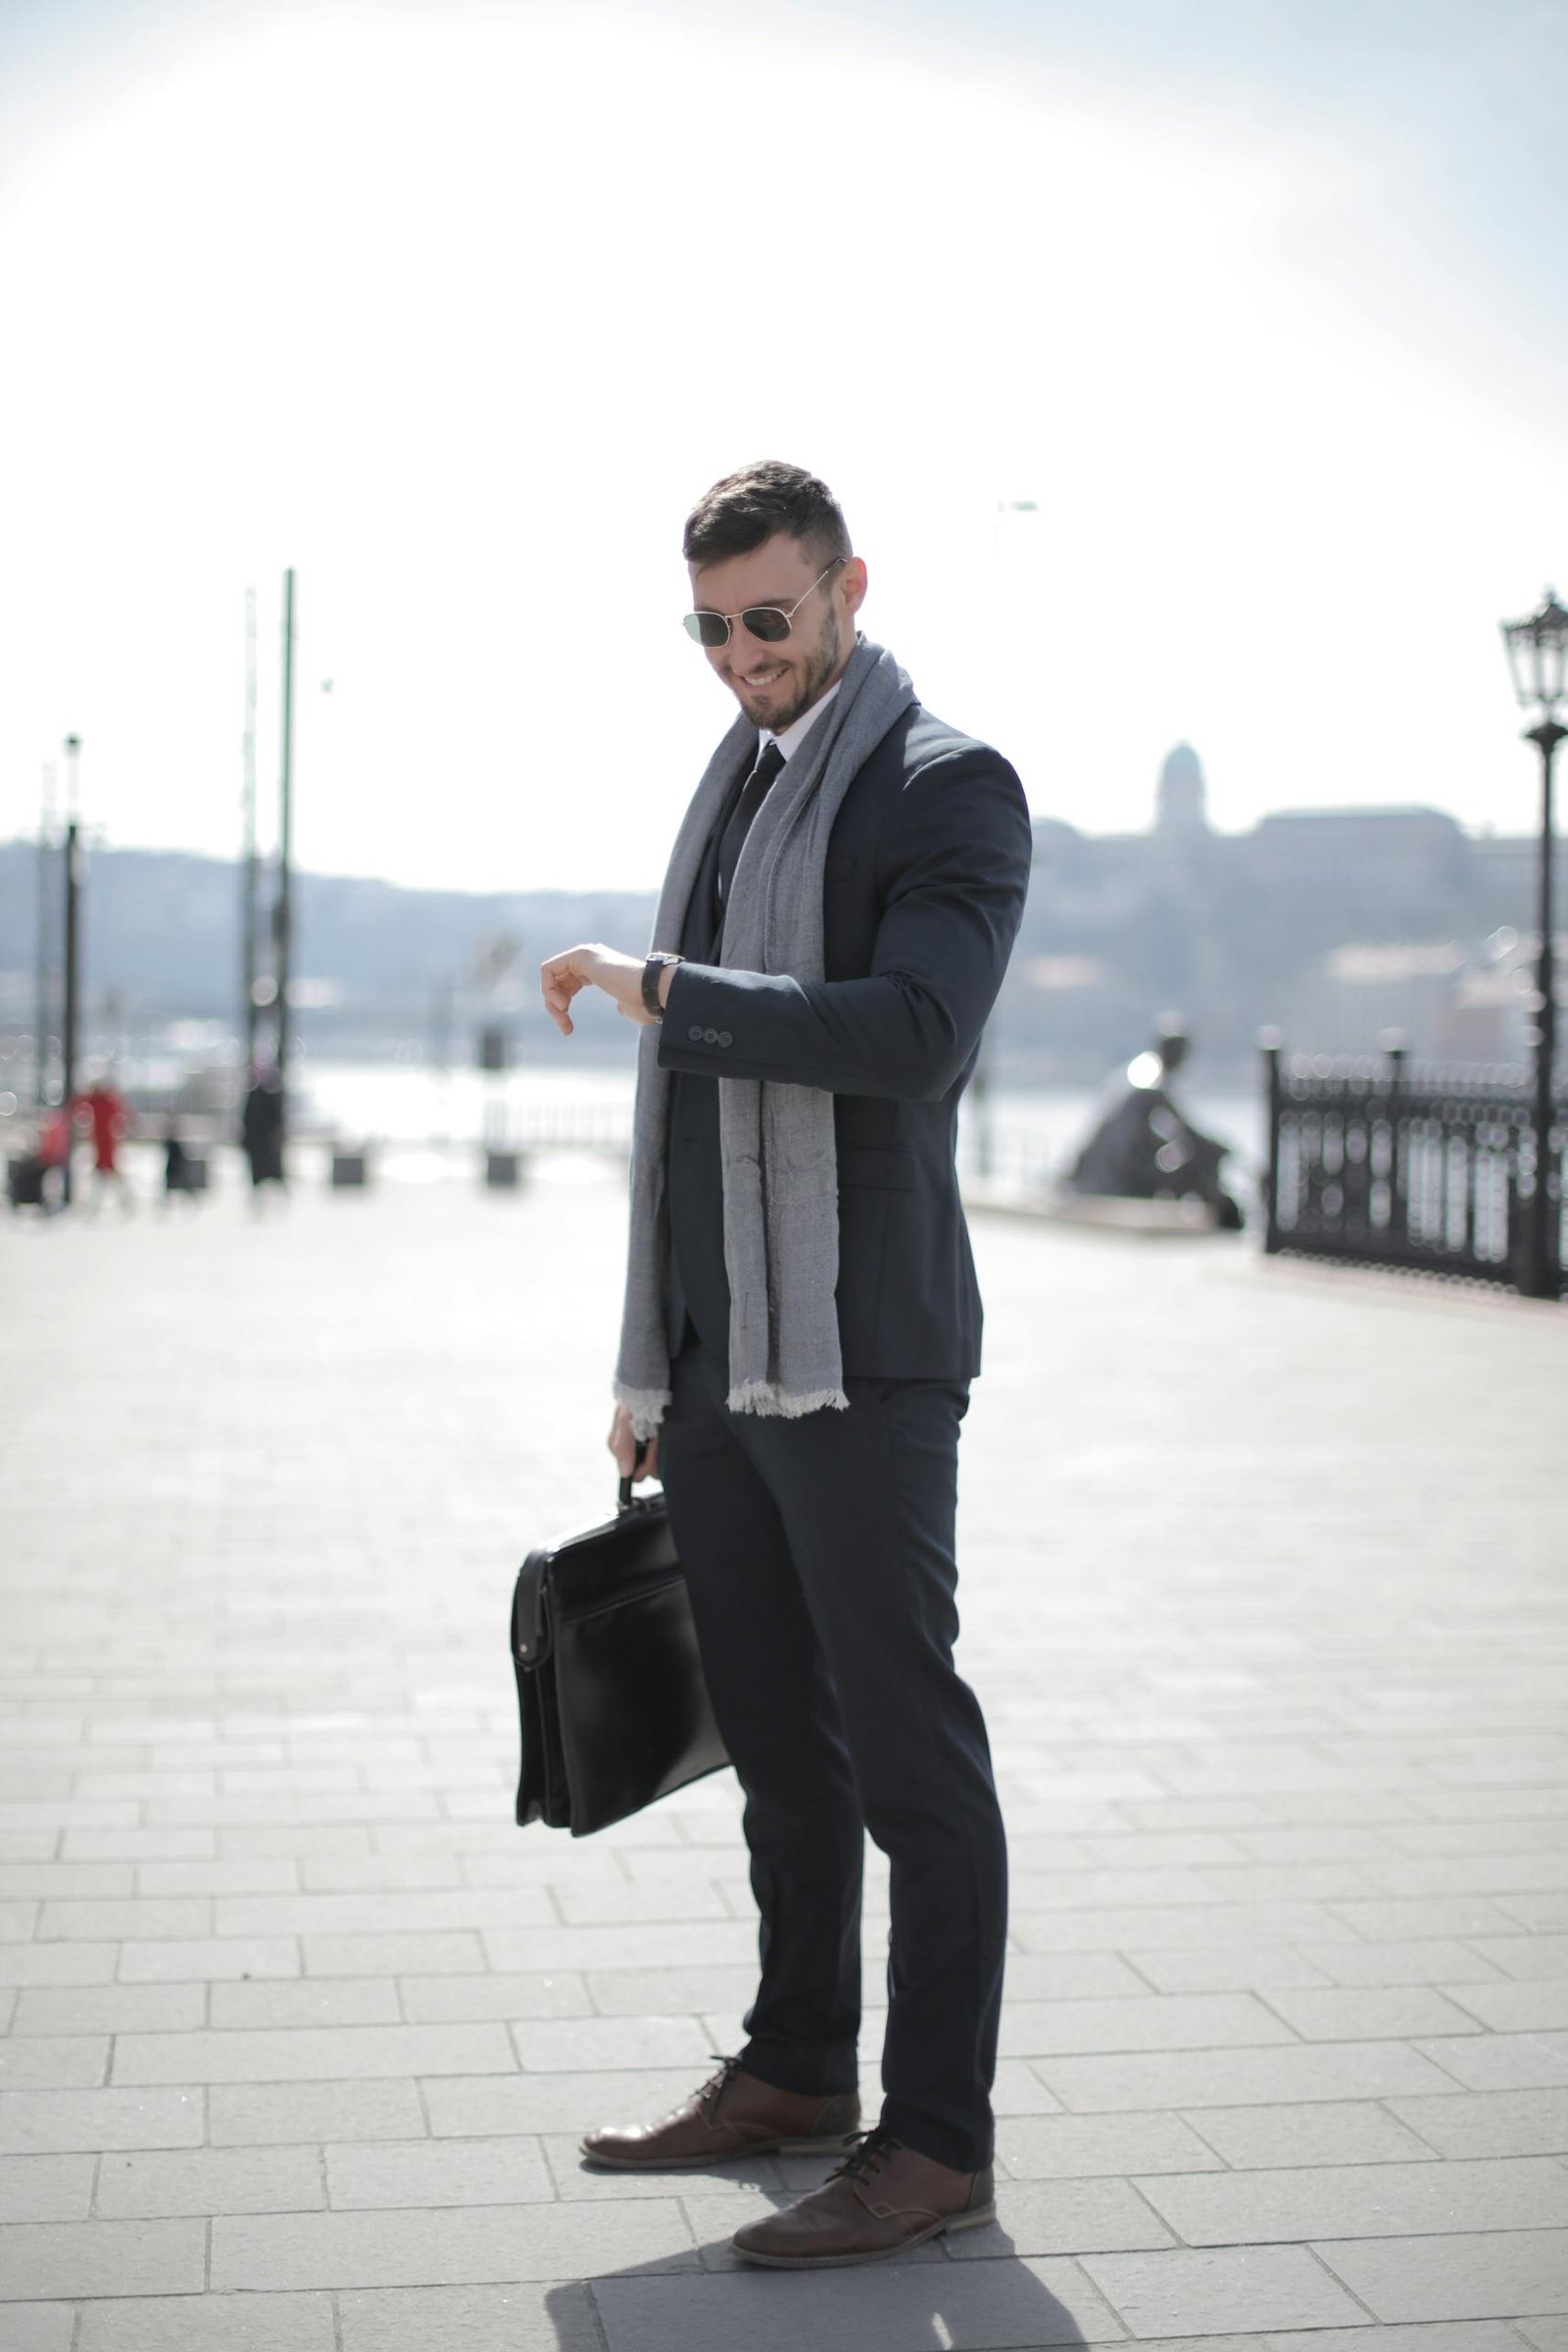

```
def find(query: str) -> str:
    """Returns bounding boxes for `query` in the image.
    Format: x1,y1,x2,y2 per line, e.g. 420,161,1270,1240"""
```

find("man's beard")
734,603,845,735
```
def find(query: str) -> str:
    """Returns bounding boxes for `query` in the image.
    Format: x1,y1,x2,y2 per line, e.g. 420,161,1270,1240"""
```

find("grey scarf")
614,637,917,1437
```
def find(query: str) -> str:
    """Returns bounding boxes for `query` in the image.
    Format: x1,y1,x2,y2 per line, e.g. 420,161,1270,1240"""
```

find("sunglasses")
683,557,847,648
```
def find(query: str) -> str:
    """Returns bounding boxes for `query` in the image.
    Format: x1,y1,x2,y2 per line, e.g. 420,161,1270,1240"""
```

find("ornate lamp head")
1501,588,1568,715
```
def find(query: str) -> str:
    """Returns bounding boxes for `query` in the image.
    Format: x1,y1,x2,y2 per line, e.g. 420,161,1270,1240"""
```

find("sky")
1,0,1566,893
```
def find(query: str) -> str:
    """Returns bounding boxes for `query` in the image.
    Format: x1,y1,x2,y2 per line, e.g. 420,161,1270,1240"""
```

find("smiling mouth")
738,664,787,691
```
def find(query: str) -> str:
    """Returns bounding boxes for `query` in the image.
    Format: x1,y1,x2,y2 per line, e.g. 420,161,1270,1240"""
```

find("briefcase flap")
512,1497,676,1673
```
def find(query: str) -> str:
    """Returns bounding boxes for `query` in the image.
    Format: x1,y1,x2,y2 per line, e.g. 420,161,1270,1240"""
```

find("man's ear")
840,557,868,619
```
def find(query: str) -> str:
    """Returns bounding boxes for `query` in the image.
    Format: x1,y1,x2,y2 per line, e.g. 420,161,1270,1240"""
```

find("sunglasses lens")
684,612,729,647
741,608,791,643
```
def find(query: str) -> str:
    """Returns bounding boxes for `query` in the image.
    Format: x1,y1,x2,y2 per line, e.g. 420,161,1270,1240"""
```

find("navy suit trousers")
657,1338,1008,2173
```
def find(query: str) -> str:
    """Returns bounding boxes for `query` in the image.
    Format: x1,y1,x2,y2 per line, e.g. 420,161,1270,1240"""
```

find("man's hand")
541,944,657,1035
608,1403,658,1483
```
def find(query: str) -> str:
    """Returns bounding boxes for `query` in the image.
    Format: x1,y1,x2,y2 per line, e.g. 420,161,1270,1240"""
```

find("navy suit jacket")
660,703,1033,1381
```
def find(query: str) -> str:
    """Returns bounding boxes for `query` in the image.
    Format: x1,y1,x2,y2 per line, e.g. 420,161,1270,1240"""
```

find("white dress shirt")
760,676,843,765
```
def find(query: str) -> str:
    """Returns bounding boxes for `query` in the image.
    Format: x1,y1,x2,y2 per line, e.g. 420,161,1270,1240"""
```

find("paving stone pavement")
2,1158,1566,2351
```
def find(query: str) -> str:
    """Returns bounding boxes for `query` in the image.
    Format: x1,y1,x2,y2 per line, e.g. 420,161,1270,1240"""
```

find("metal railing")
1262,1038,1564,1298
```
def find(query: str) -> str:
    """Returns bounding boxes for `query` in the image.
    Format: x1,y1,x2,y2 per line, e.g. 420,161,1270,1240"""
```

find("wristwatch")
642,951,683,1022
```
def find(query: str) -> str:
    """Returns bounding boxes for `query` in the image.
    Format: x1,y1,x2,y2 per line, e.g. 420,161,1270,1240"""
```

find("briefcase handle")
617,1439,662,1514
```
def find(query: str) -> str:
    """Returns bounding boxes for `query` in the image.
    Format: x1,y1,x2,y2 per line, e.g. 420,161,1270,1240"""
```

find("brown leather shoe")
731,2128,997,2267
579,2055,860,2172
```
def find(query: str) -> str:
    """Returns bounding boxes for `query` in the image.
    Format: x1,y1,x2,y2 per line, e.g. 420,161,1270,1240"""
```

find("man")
540,461,1032,2269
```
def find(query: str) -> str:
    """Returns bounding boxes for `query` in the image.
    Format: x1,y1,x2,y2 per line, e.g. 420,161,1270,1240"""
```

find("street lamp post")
34,762,57,1109
242,585,260,1077
57,738,85,1207
274,568,296,1143
1499,588,1567,1300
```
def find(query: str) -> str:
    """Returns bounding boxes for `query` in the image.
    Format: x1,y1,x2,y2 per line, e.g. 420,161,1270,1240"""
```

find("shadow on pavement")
544,2200,1095,2352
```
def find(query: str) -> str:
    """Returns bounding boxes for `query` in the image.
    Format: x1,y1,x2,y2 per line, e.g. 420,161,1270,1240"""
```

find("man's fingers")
608,1405,634,1475
608,1406,658,1482
541,954,591,1038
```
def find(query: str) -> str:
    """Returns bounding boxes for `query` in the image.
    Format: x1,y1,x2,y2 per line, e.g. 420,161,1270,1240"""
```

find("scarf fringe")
726,1380,852,1420
613,1382,671,1443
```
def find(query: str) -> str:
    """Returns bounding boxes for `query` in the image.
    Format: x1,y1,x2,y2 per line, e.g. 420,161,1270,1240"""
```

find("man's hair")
683,461,851,571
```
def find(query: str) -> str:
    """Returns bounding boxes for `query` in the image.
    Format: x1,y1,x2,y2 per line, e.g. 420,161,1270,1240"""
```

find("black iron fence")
1262,1040,1565,1298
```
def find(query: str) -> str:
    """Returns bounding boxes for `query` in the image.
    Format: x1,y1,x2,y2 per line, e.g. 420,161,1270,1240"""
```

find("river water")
292,1057,1266,1196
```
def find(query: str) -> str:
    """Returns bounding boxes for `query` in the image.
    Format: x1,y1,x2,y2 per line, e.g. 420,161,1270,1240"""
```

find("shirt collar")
761,676,844,764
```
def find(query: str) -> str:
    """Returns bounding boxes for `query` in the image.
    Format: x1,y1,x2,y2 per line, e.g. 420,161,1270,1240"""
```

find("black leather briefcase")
511,1470,729,1837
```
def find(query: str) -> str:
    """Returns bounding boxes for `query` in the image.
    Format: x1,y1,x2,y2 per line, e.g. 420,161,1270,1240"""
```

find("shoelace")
697,2052,743,2123
829,2125,904,2185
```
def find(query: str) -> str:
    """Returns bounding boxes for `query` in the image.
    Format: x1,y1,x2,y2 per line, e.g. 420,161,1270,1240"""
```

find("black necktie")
715,742,786,916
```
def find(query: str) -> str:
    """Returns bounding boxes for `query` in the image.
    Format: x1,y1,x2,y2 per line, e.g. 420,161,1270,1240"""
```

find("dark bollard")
484,1149,523,1191
1258,1027,1284,1255
330,1150,370,1189
7,1153,47,1210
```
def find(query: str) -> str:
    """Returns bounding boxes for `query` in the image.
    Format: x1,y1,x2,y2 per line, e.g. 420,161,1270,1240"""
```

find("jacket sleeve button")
703,1027,719,1044
687,1025,704,1043
717,1031,733,1048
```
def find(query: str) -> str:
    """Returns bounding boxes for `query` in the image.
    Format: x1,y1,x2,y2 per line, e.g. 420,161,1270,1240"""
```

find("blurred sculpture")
1063,1017,1244,1230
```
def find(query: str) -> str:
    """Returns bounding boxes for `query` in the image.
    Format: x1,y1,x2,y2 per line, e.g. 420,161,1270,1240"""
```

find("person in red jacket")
77,1078,134,1214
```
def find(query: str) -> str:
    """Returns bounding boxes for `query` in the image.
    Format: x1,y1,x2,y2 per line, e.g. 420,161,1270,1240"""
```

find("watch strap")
642,952,682,1021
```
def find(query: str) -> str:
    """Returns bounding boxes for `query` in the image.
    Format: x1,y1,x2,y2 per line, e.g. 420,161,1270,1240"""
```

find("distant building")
1000,745,1564,1077
1235,808,1469,921
1468,830,1568,925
